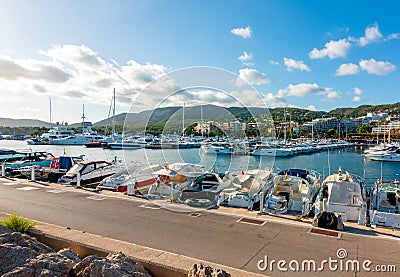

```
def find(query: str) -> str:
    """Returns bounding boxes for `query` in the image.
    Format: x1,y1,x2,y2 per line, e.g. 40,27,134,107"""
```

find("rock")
73,251,151,277
0,224,11,235
2,251,79,277
188,263,231,277
0,232,53,274
58,247,81,263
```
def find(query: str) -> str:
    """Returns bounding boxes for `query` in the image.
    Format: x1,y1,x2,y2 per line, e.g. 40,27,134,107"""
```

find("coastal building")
372,121,400,134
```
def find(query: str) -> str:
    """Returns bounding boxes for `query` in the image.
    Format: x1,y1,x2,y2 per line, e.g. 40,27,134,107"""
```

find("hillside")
0,118,53,128
1,102,399,130
328,102,400,118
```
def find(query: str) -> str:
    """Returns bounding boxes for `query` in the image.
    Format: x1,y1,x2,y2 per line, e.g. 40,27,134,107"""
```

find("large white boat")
50,122,104,145
250,144,294,157
313,167,367,223
201,141,232,154
40,123,75,141
107,138,142,150
369,177,400,228
264,169,320,215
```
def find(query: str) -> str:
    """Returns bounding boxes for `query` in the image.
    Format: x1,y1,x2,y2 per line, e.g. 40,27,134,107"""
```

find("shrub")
0,214,36,233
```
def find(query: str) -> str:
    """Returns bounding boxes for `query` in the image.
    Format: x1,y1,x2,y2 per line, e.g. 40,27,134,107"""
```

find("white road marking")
46,189,65,194
140,204,161,210
1,182,17,186
16,186,40,191
86,195,106,201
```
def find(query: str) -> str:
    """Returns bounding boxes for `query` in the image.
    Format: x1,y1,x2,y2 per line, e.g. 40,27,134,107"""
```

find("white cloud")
353,96,361,102
307,105,317,111
263,93,286,107
359,23,383,46
387,33,400,40
0,44,172,108
277,83,341,100
230,26,253,39
309,39,351,59
326,89,340,99
354,87,362,95
278,83,321,97
269,60,279,65
283,57,311,72
359,59,396,76
42,44,108,69
335,63,359,76
236,68,270,87
238,51,253,62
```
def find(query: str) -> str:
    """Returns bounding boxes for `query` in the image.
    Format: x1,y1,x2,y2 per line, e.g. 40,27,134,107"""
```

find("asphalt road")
1,179,399,276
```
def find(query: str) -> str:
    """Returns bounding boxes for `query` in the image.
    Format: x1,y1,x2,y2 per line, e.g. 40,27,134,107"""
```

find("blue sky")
0,0,399,123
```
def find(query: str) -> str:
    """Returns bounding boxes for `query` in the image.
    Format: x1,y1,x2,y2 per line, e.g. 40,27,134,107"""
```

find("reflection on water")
2,140,400,189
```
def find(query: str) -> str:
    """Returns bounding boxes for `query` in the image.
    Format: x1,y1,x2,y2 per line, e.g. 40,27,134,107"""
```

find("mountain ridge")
1,102,399,128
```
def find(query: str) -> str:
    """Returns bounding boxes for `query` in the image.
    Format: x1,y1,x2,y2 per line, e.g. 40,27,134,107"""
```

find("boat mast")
112,88,116,139
182,102,185,137
81,103,85,134
200,105,204,138
49,97,53,124
311,116,314,141
283,107,287,143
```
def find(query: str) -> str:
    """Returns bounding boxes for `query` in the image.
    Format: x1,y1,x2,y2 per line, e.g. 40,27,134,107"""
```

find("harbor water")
2,140,400,189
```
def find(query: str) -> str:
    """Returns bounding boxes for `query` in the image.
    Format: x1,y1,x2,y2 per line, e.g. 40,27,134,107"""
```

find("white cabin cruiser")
369,177,400,228
58,160,120,187
146,163,206,199
201,142,232,154
97,163,161,193
314,167,367,223
264,169,320,216
217,169,273,210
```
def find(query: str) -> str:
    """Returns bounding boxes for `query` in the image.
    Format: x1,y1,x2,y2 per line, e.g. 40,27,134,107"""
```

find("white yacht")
264,169,320,215
50,122,104,145
313,167,367,223
250,144,293,157
201,141,232,154
41,123,75,141
369,176,400,228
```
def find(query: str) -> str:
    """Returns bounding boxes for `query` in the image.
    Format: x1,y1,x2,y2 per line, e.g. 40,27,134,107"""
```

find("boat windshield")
68,164,83,175
328,182,362,205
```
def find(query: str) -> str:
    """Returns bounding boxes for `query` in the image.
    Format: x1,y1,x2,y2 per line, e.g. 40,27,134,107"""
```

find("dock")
1,177,400,276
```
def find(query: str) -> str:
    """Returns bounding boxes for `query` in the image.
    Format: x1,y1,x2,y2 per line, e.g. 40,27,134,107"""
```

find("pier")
1,177,399,276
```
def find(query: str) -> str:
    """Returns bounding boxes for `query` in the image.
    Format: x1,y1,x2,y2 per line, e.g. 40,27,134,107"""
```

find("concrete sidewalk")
0,211,264,277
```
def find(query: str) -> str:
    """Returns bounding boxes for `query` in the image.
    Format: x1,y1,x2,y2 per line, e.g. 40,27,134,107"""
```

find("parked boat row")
364,143,400,162
2,145,399,230
201,139,354,156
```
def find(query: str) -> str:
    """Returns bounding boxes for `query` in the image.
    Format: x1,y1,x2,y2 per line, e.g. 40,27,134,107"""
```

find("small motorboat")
369,176,400,228
97,163,162,193
264,169,320,216
313,167,367,223
58,160,121,187
146,163,205,198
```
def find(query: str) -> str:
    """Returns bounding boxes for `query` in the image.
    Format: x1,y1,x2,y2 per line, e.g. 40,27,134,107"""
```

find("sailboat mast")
81,103,85,134
283,108,287,143
200,105,203,138
182,102,185,137
49,97,52,124
112,88,116,139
